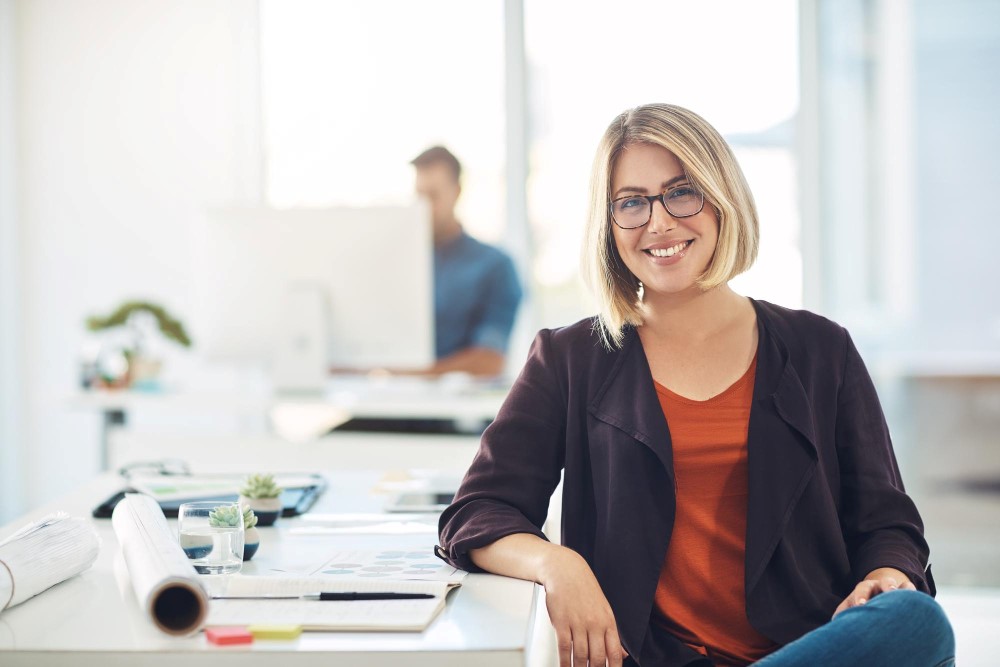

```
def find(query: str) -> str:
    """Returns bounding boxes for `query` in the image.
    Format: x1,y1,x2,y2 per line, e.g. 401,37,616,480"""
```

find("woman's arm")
438,329,567,571
471,534,627,667
438,328,626,667
835,331,933,593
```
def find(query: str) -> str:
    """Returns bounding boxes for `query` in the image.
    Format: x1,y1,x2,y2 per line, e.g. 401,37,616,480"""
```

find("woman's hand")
540,546,627,667
468,535,628,665
833,567,916,618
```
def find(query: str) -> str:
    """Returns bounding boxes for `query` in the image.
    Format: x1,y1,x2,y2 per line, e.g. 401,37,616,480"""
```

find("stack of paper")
0,513,100,613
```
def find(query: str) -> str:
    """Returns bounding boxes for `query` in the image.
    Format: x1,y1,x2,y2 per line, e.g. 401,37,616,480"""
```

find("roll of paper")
0,513,100,612
111,493,209,636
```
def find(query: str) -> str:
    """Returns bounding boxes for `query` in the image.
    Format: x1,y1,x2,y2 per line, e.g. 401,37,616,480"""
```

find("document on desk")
206,577,455,631
0,513,99,614
307,547,467,584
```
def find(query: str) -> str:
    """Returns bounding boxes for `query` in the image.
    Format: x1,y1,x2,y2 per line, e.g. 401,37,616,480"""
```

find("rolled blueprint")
111,493,209,636
0,513,100,612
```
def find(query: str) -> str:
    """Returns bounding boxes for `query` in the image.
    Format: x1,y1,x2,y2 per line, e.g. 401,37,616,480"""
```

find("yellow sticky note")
247,624,303,640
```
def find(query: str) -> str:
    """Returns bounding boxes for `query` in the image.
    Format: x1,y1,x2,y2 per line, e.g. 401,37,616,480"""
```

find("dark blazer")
437,299,933,667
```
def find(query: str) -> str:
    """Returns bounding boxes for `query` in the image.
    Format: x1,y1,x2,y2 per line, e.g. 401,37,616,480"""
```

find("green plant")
208,505,242,528
239,474,282,500
86,300,192,348
242,505,258,530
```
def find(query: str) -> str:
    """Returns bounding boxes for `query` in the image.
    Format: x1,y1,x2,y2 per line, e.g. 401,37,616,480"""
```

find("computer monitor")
193,205,434,383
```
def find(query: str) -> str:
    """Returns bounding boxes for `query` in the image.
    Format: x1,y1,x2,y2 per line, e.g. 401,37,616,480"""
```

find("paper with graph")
308,547,467,584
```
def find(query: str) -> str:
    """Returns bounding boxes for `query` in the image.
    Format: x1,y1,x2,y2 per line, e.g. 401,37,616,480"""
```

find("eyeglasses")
118,459,191,479
609,186,705,229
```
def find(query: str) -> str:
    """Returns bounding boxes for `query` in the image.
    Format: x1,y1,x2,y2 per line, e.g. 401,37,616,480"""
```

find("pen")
304,592,436,601
213,592,436,601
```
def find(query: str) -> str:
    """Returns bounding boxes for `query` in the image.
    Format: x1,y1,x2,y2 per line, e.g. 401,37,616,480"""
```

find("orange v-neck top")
652,353,779,666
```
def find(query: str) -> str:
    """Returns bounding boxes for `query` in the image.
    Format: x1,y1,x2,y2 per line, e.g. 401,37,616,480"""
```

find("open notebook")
205,577,457,631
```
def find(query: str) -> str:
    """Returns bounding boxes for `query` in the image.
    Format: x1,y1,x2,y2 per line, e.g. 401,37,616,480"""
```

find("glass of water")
177,501,244,575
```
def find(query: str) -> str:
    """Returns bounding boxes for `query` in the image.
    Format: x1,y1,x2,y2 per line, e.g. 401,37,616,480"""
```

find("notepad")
205,577,455,631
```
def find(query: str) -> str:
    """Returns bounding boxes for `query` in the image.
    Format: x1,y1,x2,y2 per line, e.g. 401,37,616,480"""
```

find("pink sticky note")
206,626,254,646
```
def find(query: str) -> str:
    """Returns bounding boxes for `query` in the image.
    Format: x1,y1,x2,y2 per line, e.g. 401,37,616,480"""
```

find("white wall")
15,0,262,511
1,0,24,523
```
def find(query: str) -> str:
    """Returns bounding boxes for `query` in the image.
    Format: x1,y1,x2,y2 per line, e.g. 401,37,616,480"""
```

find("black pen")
303,592,435,601
212,592,437,601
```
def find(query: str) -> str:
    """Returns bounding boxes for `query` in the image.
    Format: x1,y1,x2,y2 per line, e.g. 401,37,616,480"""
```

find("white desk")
69,375,509,470
71,376,510,422
0,471,539,666
108,431,483,477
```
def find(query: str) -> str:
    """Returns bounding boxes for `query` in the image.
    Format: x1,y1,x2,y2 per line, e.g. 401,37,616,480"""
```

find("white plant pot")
179,532,212,560
239,495,282,526
243,526,260,560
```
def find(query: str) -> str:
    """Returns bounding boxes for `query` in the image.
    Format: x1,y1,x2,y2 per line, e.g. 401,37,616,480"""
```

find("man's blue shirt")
433,231,522,359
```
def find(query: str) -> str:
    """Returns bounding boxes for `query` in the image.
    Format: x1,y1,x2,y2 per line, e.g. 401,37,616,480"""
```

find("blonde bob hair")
582,103,759,348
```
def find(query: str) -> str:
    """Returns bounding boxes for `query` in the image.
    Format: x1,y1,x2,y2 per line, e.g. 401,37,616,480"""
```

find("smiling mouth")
644,240,693,258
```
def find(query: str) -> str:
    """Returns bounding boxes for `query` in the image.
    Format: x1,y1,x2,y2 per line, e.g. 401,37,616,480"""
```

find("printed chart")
310,548,466,583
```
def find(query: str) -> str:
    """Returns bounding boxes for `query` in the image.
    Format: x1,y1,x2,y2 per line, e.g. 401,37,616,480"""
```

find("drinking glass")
177,501,244,575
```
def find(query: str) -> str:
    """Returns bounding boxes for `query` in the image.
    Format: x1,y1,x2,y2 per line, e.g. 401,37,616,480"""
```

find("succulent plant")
208,504,242,528
239,473,282,499
242,505,258,530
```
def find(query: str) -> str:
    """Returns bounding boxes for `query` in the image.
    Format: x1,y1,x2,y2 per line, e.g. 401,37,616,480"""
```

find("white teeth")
649,241,689,257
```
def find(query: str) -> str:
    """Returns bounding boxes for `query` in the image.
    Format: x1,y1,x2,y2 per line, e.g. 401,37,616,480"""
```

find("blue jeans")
754,589,955,666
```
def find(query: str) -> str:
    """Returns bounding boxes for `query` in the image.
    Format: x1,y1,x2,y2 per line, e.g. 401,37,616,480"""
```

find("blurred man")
411,146,522,377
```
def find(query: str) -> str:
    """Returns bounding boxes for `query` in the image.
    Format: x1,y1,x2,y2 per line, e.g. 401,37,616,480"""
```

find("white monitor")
194,205,434,380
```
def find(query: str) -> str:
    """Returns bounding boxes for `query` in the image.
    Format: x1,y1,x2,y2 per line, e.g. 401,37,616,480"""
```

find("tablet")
92,479,325,519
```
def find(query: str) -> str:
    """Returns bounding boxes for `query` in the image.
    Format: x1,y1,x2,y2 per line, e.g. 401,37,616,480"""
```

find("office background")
1,0,998,589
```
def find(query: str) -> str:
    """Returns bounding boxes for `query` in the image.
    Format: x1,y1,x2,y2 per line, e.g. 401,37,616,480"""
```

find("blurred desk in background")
109,430,482,478
875,352,1000,589
68,375,507,471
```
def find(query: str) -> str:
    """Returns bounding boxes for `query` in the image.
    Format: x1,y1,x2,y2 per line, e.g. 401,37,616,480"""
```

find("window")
259,0,507,241
524,0,801,325
260,0,803,331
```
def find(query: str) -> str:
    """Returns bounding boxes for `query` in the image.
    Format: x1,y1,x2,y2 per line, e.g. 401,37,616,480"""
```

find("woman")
436,104,954,666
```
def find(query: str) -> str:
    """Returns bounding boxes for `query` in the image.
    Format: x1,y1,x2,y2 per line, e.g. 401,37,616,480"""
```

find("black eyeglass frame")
609,189,706,230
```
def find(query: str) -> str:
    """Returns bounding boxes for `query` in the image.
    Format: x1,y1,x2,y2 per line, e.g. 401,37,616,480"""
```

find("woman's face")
610,143,719,300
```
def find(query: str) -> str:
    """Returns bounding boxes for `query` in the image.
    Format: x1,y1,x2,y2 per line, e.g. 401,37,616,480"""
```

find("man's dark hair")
410,146,461,184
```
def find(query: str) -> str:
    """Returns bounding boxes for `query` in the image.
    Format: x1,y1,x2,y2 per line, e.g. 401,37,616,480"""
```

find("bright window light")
259,0,506,241
526,0,801,323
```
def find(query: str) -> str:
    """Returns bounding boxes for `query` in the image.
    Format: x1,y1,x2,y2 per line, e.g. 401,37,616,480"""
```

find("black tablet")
91,479,325,519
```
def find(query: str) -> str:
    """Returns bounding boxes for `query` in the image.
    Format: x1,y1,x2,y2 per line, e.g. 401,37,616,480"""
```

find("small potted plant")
238,473,283,526
84,300,192,390
242,505,260,561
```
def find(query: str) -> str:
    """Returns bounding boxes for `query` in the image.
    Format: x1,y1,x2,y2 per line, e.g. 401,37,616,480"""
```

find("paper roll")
0,559,12,610
111,493,209,636
0,513,100,612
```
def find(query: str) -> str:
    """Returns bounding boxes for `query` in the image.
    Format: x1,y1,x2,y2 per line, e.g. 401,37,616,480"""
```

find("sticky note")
206,626,254,645
247,624,303,640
